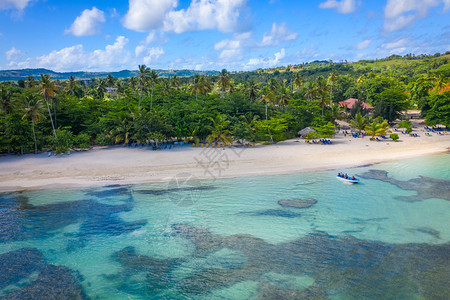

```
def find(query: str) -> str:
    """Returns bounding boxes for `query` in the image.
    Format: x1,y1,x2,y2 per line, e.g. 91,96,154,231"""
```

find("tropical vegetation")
0,52,449,154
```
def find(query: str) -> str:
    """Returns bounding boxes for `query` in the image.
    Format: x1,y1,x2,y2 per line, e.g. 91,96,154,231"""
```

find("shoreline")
1,128,449,192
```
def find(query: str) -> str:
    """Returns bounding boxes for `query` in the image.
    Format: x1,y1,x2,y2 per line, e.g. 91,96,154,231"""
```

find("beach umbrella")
298,127,316,137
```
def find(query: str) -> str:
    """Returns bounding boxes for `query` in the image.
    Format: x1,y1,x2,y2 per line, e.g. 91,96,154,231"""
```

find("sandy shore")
1,126,449,192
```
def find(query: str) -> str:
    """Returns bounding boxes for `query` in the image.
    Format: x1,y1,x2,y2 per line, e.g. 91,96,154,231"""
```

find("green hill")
0,68,219,81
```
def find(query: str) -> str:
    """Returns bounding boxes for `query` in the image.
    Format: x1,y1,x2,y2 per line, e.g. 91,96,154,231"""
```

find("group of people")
338,173,356,180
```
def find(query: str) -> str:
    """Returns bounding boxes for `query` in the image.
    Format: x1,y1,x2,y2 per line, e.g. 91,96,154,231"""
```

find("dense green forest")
0,53,449,155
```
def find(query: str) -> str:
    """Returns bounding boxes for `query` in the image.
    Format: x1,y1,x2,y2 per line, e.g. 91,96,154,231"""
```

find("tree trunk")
4,112,9,154
138,83,142,110
53,99,57,128
32,119,37,154
45,99,57,137
150,88,154,111
265,102,273,143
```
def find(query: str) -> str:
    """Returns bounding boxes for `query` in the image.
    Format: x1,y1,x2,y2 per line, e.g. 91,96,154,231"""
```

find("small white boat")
336,175,359,184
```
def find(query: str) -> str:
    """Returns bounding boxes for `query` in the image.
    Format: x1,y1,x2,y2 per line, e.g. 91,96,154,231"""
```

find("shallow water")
1,153,449,299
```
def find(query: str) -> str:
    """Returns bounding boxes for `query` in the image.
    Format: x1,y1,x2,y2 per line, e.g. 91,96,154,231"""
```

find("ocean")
1,153,449,299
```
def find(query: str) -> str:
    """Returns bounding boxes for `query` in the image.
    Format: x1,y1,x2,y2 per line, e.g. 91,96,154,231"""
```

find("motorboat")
336,174,359,184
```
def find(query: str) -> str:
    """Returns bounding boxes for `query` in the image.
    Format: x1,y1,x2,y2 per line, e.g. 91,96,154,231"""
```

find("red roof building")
339,98,374,110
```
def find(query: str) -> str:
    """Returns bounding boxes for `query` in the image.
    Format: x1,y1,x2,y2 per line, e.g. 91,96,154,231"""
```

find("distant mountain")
0,68,220,81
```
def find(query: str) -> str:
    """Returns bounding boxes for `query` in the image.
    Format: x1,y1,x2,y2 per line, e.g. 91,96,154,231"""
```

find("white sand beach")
0,126,449,192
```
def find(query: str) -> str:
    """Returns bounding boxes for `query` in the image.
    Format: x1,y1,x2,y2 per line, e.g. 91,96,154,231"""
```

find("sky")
0,0,449,72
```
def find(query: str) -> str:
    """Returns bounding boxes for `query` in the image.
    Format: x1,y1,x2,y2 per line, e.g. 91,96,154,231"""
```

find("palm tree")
200,75,212,94
351,112,366,133
39,74,58,137
106,74,116,87
433,74,447,93
129,76,139,92
190,75,202,102
110,115,133,144
160,78,172,97
22,94,45,154
277,86,291,111
170,74,180,90
316,76,330,116
149,70,159,111
268,78,280,93
0,85,16,153
304,81,317,102
328,72,338,102
138,64,150,109
26,76,36,89
365,120,389,140
293,72,303,91
258,86,275,143
206,114,232,144
65,75,78,96
190,75,211,102
244,79,259,104
95,78,107,99
217,69,231,99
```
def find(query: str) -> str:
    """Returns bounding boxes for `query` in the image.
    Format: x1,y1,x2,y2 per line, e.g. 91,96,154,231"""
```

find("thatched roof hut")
298,127,316,138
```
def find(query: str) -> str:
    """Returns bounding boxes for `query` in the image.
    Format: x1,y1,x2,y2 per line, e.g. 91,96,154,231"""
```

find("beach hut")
298,127,316,138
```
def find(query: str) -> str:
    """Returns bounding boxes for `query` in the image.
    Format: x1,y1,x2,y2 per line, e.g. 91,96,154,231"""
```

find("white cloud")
135,45,164,65
65,7,106,36
214,32,251,61
260,23,297,47
142,31,168,45
381,38,409,50
6,47,24,61
354,39,372,50
215,39,242,61
143,47,164,65
318,0,356,14
9,36,131,72
123,0,177,32
383,0,448,32
163,0,246,33
445,0,450,10
123,0,247,34
0,0,33,10
244,48,285,70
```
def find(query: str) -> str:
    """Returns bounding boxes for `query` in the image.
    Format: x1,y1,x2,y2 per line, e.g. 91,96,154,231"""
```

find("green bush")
74,133,91,149
48,128,74,154
95,133,114,146
390,133,399,141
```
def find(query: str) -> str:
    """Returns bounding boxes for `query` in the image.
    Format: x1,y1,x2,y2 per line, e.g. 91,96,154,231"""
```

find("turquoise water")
1,153,449,299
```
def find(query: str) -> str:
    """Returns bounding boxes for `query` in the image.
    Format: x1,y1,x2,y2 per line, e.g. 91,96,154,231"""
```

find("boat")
336,175,360,184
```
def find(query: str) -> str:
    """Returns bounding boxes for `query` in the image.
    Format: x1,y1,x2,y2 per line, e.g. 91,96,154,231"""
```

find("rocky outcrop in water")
0,248,86,299
278,198,317,208
110,223,450,299
0,186,147,244
359,170,450,202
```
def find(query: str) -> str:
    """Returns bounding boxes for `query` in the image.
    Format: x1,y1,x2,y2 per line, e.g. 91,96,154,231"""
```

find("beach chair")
381,135,388,139
376,137,382,141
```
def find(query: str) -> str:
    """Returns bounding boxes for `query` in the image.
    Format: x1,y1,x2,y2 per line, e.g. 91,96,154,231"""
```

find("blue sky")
1,0,449,72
